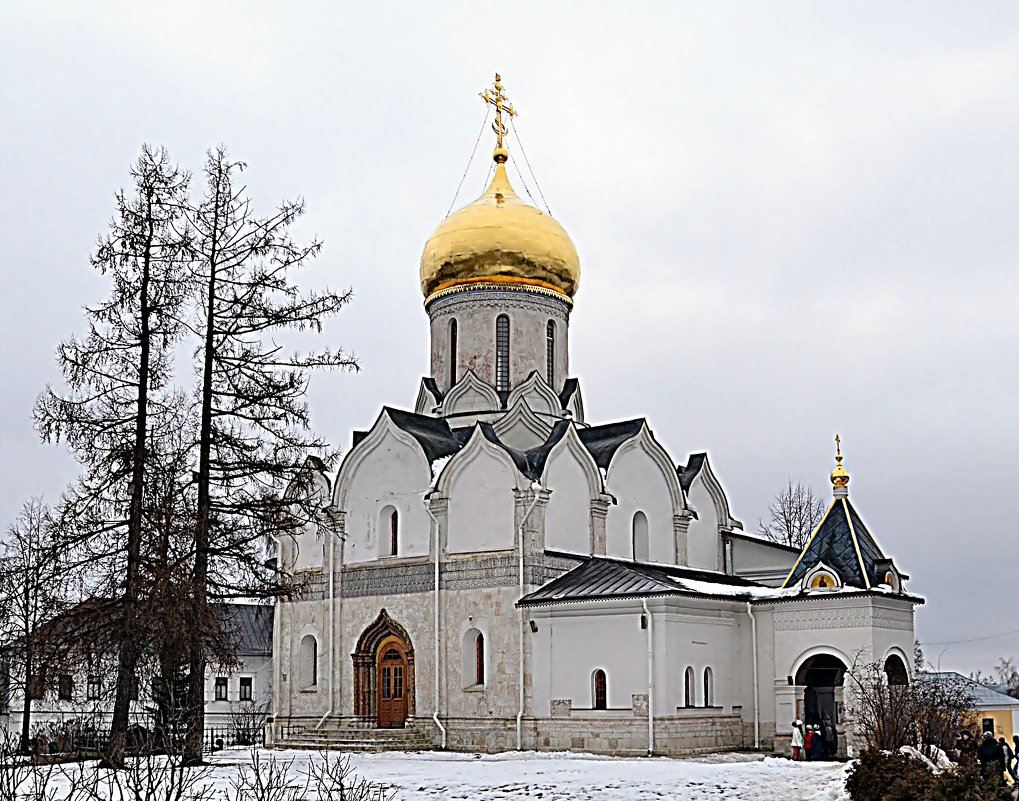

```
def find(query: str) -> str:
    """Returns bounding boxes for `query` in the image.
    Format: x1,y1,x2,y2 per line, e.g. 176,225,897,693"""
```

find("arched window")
380,506,398,557
703,667,714,707
461,628,485,688
593,669,607,710
632,511,649,562
300,634,318,688
546,320,556,386
684,666,695,707
449,319,458,387
475,632,485,686
884,654,909,686
495,315,510,393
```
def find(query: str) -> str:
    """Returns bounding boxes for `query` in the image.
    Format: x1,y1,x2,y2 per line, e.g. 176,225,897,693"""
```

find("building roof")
518,555,767,606
919,672,1019,709
576,419,645,469
677,453,706,492
782,497,889,590
385,407,462,462
217,604,273,657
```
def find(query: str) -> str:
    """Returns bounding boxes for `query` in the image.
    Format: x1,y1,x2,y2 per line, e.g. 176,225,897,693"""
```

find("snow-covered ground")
28,749,852,800
210,749,851,801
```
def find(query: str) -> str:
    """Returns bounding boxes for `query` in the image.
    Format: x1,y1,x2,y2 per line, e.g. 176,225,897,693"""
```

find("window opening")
632,511,649,562
546,320,556,386
496,315,510,393
703,667,714,707
239,676,253,701
58,674,72,701
593,669,607,710
214,677,228,701
86,677,100,701
390,508,399,557
684,666,695,707
475,632,485,686
449,319,458,387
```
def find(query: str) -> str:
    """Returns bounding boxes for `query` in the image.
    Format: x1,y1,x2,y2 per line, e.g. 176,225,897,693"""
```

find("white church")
270,76,922,757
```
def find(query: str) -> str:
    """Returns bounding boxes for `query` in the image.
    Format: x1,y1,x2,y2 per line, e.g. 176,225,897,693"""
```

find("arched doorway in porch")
352,609,416,728
795,653,848,731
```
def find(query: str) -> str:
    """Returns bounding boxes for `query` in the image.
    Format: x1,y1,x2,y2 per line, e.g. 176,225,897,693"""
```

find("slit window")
546,320,556,386
496,315,510,393
684,666,695,707
703,667,714,707
449,319,458,387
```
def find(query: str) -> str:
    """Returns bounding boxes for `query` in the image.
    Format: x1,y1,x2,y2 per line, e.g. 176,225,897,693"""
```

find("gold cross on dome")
480,73,517,153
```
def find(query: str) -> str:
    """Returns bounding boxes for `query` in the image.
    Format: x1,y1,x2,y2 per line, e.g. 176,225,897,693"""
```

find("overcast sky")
2,2,1017,676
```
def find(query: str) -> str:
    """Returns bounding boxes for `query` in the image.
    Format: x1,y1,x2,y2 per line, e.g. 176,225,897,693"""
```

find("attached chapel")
270,75,922,757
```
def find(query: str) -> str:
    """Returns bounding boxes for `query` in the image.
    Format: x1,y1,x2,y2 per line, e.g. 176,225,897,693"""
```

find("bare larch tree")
758,478,825,549
34,145,191,766
182,147,357,763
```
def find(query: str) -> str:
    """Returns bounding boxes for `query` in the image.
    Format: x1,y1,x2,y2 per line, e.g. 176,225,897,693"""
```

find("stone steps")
277,724,435,752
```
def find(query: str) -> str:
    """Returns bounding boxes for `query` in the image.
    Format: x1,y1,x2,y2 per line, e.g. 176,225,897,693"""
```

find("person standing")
803,725,814,761
790,720,804,761
977,731,1005,781
1011,735,1019,783
1000,737,1016,784
958,730,977,765
811,725,825,761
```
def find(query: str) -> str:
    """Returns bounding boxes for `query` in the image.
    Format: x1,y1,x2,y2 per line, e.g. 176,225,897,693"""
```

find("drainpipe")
267,533,283,743
315,527,337,730
517,482,543,751
747,602,760,749
641,598,655,756
424,502,447,748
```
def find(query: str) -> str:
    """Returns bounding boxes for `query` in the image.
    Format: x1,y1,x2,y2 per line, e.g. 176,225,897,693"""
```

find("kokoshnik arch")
270,75,922,756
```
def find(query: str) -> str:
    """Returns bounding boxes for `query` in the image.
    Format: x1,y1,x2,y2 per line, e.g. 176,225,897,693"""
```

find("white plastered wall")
445,441,519,554
542,438,599,556
604,445,677,564
336,424,432,565
686,479,720,571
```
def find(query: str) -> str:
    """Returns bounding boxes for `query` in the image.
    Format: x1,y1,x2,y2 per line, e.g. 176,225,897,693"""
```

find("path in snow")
208,749,851,801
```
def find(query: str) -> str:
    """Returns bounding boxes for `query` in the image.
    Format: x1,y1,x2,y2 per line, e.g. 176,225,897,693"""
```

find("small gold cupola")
419,74,581,303
830,434,850,497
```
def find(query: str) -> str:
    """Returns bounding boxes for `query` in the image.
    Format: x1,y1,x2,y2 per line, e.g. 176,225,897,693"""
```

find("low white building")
1,602,273,748
269,77,923,757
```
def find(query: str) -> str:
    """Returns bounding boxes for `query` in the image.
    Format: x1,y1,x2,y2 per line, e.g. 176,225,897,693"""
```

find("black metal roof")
385,407,462,462
577,419,645,469
677,453,706,492
518,555,759,606
782,497,889,589
559,378,580,410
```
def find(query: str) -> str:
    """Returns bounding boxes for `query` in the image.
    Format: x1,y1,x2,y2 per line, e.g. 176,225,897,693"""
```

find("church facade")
270,76,922,756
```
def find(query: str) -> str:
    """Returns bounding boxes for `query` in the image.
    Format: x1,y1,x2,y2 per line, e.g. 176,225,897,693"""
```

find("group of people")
789,718,838,761
956,729,1019,783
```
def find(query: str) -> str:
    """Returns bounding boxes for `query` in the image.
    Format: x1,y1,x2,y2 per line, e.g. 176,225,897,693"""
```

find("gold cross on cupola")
480,73,517,162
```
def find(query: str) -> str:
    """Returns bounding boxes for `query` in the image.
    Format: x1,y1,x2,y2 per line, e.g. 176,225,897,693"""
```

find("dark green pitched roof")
781,497,888,589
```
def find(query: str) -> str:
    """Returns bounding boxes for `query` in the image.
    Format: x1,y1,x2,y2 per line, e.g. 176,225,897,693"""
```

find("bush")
845,750,935,801
846,750,1013,801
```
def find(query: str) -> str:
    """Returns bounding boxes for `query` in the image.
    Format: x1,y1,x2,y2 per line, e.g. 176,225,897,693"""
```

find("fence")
204,725,266,752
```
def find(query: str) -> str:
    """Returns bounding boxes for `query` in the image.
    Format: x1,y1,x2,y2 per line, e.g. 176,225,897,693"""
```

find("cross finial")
835,434,842,461
480,73,517,163
831,433,849,493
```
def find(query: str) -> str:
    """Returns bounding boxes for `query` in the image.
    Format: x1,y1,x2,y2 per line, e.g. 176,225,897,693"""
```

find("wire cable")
922,627,1019,647
510,117,552,214
446,108,491,217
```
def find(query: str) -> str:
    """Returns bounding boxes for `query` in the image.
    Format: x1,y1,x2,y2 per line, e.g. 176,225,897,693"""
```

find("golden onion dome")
419,152,580,302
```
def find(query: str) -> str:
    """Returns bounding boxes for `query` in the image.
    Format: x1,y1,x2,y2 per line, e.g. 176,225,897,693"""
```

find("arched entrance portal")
796,653,848,737
353,609,415,728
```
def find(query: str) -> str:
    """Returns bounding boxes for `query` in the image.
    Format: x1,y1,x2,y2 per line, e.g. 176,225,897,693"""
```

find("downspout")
315,528,336,730
267,533,282,743
424,502,447,748
517,482,543,751
641,598,655,756
747,602,760,749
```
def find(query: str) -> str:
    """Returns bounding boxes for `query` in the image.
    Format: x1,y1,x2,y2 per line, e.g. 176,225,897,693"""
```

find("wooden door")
377,643,407,728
